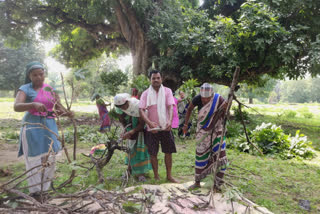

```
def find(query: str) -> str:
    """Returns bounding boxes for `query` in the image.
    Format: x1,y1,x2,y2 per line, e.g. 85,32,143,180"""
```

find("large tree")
150,0,320,88
0,0,190,76
1,0,320,89
0,37,45,96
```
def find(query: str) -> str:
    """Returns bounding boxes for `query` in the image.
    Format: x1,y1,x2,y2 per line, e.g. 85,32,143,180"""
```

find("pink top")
29,83,56,118
139,86,175,130
172,97,179,128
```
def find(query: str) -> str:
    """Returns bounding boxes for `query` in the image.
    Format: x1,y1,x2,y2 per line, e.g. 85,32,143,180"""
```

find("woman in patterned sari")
92,94,111,132
114,93,152,181
187,83,228,190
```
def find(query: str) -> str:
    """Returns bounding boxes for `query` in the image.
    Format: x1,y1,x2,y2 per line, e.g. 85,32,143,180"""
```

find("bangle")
183,124,188,127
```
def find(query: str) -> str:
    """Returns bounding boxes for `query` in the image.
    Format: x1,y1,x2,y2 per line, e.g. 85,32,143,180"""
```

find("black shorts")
144,130,177,156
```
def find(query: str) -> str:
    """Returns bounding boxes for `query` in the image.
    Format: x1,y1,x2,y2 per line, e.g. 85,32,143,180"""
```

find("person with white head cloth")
182,83,228,190
114,93,152,182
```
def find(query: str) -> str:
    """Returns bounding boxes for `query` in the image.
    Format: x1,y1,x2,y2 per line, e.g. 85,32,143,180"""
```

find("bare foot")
154,176,160,180
188,183,201,190
167,177,179,183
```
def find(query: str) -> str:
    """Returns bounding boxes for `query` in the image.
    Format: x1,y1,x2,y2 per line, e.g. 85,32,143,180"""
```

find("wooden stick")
210,66,240,206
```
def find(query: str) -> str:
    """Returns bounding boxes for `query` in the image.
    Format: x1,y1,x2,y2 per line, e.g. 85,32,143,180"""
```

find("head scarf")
25,61,45,84
200,83,213,98
114,93,131,106
91,93,100,101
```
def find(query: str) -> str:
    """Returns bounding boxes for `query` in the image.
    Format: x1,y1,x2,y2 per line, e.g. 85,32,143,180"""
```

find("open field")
0,98,319,213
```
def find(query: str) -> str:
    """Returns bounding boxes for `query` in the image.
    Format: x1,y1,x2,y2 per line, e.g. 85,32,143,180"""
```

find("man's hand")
164,122,172,131
149,121,160,133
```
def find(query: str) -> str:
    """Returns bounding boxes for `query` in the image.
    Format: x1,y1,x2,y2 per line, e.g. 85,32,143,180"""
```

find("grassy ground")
0,98,320,213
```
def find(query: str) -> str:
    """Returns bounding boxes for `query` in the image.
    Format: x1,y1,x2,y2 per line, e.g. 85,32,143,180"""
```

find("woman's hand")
122,130,134,140
66,110,74,118
32,102,47,113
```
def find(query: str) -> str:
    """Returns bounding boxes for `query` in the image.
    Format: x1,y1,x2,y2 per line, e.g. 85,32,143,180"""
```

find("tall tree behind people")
0,36,45,96
2,0,320,87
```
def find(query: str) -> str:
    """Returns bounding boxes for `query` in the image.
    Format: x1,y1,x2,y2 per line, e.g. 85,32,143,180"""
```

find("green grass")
1,99,320,213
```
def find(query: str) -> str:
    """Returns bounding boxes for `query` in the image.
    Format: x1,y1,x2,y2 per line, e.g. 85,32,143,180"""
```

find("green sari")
116,108,152,175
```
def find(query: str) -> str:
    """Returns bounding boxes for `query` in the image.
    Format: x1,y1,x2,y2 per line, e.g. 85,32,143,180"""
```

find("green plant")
303,112,313,119
0,131,19,142
130,75,150,94
232,106,250,122
177,78,200,101
284,110,297,118
226,120,243,139
235,123,316,160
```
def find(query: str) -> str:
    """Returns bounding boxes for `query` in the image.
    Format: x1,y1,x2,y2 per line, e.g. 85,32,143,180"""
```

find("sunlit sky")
43,41,132,75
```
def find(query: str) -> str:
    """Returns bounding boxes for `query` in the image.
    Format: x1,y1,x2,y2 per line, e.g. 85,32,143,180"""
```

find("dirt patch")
0,142,23,166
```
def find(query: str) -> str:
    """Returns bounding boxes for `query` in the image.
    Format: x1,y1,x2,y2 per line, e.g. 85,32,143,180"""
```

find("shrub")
235,123,316,160
232,106,249,122
303,112,313,119
284,110,296,118
226,120,243,139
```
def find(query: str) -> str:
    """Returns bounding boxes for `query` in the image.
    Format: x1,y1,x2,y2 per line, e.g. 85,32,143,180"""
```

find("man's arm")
164,104,173,131
139,108,158,129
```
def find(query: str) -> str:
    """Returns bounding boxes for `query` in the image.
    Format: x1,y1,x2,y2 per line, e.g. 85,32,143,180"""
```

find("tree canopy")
150,0,320,86
1,0,320,89
0,36,45,95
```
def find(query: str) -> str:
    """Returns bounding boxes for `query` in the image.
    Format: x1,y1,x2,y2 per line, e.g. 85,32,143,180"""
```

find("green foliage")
100,69,128,96
303,112,313,119
232,106,249,122
177,78,200,101
226,120,243,138
235,123,316,159
0,36,45,94
64,125,108,145
278,77,320,103
0,131,19,143
236,76,278,103
122,201,142,213
150,0,320,85
284,110,297,118
50,28,105,67
130,75,150,94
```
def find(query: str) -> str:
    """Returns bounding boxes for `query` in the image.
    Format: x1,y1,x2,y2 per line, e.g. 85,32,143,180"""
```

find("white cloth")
146,84,167,129
114,93,131,106
122,97,140,117
21,126,56,193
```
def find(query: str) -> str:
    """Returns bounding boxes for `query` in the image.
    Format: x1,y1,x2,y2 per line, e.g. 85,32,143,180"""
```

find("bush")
284,110,297,118
235,123,316,160
303,112,313,119
232,106,249,122
226,120,243,138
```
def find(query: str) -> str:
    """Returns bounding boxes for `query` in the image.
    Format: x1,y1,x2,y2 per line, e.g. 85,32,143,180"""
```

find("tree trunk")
131,40,156,76
114,0,156,76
